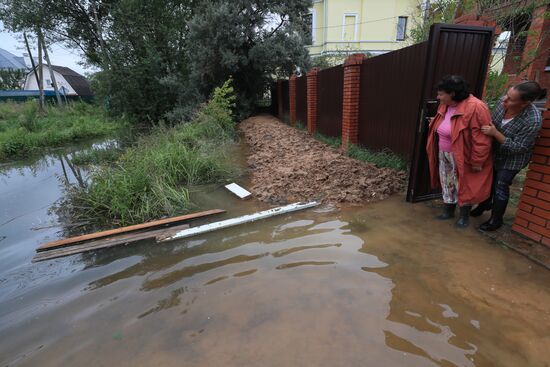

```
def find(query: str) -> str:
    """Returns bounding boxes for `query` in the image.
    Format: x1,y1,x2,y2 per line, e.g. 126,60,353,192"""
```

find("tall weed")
71,80,239,226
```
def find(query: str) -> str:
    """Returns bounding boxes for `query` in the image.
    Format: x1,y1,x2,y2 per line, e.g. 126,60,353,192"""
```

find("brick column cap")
344,53,367,67
307,67,320,76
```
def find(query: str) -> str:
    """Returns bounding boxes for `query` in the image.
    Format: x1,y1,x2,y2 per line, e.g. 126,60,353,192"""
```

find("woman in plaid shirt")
473,81,546,231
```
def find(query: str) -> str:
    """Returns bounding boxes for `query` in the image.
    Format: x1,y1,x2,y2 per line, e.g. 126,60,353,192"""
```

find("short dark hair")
436,75,470,102
513,81,547,102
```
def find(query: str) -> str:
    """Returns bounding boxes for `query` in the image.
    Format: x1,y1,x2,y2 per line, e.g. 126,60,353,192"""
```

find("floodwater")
1,150,550,367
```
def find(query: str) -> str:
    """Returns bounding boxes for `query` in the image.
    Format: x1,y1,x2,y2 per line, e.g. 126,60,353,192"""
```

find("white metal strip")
159,201,320,243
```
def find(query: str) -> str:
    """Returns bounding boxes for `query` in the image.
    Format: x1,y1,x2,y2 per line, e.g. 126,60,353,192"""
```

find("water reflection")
1,148,550,366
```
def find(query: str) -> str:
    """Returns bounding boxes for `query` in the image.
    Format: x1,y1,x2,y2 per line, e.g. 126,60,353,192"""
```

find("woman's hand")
481,122,497,136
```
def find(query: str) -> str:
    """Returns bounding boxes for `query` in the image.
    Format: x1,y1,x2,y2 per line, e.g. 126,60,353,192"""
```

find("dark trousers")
480,169,519,207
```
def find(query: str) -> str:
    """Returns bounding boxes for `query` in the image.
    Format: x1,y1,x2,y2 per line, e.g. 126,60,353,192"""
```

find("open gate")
407,23,494,202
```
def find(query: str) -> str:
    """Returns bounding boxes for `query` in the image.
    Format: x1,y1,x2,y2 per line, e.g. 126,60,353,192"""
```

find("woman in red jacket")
426,75,493,228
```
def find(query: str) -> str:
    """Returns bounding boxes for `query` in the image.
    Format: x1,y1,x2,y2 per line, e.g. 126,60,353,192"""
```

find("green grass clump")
70,80,239,226
347,144,407,171
0,100,125,161
71,146,123,166
314,132,341,148
295,120,306,131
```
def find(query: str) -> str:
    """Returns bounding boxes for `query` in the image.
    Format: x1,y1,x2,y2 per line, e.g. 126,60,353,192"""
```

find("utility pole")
36,30,44,111
39,29,63,106
23,32,40,91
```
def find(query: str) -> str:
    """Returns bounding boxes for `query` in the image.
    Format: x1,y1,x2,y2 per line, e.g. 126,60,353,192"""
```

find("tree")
0,68,26,89
0,0,312,123
185,0,311,119
408,0,461,44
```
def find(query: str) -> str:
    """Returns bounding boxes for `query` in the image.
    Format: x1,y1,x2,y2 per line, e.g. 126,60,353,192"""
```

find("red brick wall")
289,74,297,126
501,4,550,91
306,68,319,134
341,54,366,150
512,100,550,247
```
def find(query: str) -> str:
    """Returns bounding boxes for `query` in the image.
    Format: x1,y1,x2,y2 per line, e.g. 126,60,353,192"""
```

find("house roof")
0,48,27,70
28,65,94,96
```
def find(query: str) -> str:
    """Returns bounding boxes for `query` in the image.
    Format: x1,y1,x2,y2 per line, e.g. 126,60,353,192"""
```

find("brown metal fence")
317,65,343,137
296,75,308,127
358,42,429,158
281,79,289,121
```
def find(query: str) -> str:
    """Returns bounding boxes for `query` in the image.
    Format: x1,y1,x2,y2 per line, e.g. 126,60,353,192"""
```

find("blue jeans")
481,169,519,206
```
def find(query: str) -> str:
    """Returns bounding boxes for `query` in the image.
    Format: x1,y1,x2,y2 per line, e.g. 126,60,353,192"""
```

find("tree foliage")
0,68,26,89
0,0,312,122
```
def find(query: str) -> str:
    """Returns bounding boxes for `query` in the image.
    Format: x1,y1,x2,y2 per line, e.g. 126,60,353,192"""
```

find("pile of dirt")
239,115,407,205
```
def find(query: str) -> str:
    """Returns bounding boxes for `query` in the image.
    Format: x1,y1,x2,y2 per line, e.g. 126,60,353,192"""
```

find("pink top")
437,106,456,152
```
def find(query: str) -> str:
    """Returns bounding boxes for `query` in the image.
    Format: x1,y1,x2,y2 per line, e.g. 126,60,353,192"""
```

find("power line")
312,16,398,30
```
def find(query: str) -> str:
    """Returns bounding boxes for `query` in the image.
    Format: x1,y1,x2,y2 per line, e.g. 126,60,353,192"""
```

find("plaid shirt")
492,100,542,170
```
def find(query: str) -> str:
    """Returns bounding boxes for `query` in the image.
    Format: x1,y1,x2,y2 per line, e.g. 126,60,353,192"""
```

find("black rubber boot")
437,203,456,220
470,199,491,217
455,205,471,228
479,199,507,231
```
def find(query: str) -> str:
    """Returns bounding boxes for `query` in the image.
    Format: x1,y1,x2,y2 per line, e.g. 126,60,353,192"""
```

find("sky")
0,22,93,76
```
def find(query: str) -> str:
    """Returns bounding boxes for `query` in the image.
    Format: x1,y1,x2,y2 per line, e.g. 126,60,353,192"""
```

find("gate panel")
358,42,429,158
407,23,495,202
296,75,308,127
317,65,344,137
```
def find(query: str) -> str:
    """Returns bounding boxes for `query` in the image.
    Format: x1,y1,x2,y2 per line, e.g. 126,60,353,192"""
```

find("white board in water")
225,183,252,199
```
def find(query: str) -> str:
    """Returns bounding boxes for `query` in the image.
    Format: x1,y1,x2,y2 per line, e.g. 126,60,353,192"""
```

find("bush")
484,71,509,111
70,80,239,226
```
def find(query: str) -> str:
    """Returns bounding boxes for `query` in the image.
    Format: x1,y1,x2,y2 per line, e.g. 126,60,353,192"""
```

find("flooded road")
1,152,550,366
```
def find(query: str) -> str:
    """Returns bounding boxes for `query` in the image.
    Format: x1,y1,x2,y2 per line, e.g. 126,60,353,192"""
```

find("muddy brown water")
1,148,550,367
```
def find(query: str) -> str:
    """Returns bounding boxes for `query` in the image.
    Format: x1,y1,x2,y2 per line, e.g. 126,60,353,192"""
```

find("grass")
347,144,407,171
295,120,306,131
314,132,341,148
71,145,123,166
68,80,239,226
0,100,125,161
310,130,407,171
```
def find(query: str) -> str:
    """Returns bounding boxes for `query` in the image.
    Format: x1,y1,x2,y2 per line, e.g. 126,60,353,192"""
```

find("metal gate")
406,23,494,202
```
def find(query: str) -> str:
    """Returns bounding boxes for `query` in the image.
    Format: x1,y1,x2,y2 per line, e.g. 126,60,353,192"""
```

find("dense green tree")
185,0,311,119
0,0,312,122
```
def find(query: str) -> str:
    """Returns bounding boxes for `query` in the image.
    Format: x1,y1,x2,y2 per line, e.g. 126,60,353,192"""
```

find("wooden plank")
159,201,320,243
33,224,190,262
225,183,252,199
37,209,225,252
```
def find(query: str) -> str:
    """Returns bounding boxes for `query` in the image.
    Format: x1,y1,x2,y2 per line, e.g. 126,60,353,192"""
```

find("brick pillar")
306,68,319,135
289,74,297,126
341,53,366,150
512,100,550,247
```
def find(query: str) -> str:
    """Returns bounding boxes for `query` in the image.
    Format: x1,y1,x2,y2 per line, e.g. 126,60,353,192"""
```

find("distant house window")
397,16,408,41
545,55,550,72
46,79,51,87
342,14,358,41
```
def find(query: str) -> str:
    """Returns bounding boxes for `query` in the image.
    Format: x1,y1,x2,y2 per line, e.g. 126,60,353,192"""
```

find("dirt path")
239,115,407,205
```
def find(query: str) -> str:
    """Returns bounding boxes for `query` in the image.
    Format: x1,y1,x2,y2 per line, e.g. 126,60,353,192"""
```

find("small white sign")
225,183,252,199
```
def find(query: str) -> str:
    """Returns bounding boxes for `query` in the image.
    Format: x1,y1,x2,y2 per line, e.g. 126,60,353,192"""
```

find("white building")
24,65,93,96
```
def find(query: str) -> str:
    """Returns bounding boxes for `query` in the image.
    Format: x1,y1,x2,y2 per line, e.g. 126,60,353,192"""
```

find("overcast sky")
0,22,93,75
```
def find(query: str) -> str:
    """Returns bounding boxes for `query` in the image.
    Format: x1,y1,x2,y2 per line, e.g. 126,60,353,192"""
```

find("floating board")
159,201,320,243
37,209,225,252
33,224,191,262
224,183,252,199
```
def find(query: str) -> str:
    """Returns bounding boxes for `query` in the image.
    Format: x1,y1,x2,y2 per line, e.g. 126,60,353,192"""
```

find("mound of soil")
239,115,407,205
